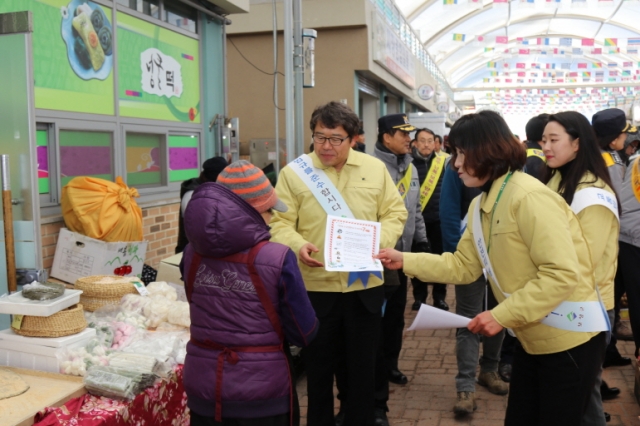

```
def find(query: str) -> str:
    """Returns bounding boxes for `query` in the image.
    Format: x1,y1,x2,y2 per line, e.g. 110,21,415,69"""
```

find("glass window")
163,1,197,33
117,0,160,19
168,134,199,182
126,133,163,186
36,129,49,195
59,130,113,187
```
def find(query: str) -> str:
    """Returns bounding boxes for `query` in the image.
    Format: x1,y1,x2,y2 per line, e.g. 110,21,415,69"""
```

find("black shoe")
605,412,611,422
334,411,345,426
603,353,632,368
411,300,422,311
601,381,620,400
373,408,390,426
389,368,408,385
498,362,512,383
434,299,449,311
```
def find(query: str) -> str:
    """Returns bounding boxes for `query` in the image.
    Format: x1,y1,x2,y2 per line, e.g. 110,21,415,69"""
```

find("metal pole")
284,0,295,164
1,155,17,293
273,0,280,175
293,0,304,157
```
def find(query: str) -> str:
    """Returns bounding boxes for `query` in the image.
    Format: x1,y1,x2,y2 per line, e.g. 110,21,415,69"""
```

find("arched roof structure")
394,0,640,119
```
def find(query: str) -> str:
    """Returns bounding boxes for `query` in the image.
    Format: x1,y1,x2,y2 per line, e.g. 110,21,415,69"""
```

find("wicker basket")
12,304,87,337
75,275,138,312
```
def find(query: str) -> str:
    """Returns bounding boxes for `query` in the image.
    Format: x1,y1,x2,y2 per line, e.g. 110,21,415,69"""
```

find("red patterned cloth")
34,365,189,426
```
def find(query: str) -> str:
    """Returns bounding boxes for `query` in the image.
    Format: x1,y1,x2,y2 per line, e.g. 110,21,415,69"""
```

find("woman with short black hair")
377,110,608,425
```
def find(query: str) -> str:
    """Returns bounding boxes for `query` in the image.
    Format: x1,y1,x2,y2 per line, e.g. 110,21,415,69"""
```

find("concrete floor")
296,285,640,425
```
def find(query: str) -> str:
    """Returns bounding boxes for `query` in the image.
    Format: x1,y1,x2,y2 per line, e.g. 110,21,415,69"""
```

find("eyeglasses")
312,134,350,146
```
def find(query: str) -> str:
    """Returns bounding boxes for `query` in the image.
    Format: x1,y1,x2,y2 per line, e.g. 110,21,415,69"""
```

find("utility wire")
228,35,285,111
228,37,285,77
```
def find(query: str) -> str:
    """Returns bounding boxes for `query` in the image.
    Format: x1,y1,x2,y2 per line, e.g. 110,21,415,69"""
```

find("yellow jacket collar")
480,172,512,214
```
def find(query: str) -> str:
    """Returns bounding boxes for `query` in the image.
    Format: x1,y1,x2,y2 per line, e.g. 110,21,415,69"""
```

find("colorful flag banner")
582,72,591,77
607,48,620,54
628,48,639,54
496,36,509,44
531,63,541,69
559,37,573,46
537,38,550,45
595,71,604,77
519,49,530,55
623,61,633,68
610,70,619,76
561,63,571,69
487,62,497,68
572,48,583,55
516,63,526,69
628,37,640,46
592,48,602,54
607,62,617,68
581,38,595,46
453,33,466,42
578,63,587,69
517,72,526,77
592,62,602,68
604,38,618,46
443,0,458,5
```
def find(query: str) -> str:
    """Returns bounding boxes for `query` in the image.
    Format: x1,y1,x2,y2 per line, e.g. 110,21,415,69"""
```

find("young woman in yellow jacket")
541,111,619,426
376,110,608,426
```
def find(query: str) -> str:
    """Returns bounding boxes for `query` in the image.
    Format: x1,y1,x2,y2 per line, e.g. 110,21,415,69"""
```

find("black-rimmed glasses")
312,134,350,146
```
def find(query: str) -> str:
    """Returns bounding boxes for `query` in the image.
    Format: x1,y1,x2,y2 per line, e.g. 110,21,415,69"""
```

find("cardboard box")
156,253,183,285
51,228,148,284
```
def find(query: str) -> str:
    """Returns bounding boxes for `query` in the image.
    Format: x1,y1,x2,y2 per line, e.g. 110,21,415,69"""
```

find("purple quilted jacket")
181,183,318,420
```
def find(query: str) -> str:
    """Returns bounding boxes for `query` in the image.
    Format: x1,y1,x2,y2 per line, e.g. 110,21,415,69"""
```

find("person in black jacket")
410,128,448,311
523,114,549,181
175,156,227,253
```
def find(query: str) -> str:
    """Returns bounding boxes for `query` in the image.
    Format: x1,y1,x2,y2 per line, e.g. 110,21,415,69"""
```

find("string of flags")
451,35,640,51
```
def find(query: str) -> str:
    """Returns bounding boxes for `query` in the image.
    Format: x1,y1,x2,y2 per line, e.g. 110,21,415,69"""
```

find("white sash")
472,197,609,333
289,154,355,219
571,187,619,222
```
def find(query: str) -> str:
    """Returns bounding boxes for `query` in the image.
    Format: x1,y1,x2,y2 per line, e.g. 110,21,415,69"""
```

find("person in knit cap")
181,160,318,426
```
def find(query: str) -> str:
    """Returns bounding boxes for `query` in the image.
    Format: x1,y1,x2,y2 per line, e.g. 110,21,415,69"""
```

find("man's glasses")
312,134,350,146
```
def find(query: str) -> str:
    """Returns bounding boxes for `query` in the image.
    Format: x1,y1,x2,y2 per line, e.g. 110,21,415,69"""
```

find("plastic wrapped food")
122,331,186,375
71,12,104,71
57,338,113,376
21,281,65,301
167,301,190,328
120,294,151,316
115,311,148,329
146,282,177,301
110,321,140,350
143,298,172,328
84,365,157,400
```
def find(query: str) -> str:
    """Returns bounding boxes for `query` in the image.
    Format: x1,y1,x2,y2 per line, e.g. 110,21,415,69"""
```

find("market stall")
0,276,191,425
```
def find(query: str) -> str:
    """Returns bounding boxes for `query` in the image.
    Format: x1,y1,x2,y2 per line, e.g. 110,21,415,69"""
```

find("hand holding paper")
407,303,471,331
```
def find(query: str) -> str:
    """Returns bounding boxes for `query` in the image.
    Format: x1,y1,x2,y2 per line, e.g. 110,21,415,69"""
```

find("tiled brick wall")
40,202,180,277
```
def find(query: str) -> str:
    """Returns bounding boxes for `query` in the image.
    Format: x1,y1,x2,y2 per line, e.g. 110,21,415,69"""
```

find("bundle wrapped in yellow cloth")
62,176,143,242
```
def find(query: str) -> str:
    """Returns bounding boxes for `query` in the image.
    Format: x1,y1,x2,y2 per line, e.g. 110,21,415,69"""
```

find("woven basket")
12,304,87,337
75,275,138,312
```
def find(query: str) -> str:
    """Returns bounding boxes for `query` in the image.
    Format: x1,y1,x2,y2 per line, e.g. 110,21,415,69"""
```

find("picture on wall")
61,0,113,80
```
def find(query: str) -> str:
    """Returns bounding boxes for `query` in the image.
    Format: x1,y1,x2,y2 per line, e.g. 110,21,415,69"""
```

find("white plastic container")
0,328,96,373
0,289,82,316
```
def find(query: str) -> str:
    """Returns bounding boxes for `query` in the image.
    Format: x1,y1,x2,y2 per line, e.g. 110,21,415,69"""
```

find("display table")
33,365,188,426
0,367,85,426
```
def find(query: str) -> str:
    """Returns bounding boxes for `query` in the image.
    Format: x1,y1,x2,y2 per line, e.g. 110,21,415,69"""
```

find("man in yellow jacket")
270,101,407,426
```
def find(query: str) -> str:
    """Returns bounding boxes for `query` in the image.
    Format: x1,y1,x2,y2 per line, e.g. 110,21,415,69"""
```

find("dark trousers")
305,289,382,426
505,332,606,426
372,271,408,409
500,332,518,365
613,242,640,355
412,221,446,303
190,413,290,426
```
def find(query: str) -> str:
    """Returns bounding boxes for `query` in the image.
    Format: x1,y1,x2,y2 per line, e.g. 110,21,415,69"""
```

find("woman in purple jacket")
181,160,319,426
